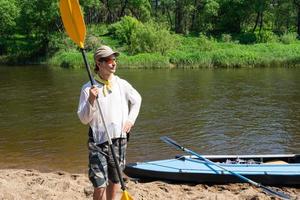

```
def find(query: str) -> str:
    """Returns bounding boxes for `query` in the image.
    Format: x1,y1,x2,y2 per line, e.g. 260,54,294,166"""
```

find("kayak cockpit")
176,154,300,164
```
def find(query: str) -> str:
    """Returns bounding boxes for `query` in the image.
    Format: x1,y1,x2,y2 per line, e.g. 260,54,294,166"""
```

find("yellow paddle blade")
59,0,86,48
121,190,133,200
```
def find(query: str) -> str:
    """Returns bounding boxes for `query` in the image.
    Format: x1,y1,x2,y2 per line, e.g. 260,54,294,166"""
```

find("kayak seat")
263,160,288,165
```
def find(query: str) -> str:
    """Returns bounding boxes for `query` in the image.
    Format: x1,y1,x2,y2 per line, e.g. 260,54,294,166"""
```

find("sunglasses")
99,57,116,64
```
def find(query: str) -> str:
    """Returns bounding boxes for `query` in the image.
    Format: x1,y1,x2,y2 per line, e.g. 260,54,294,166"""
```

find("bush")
108,16,142,45
220,34,232,43
47,32,76,55
256,31,278,43
129,22,177,55
85,34,102,51
238,32,257,44
109,17,177,55
197,34,215,51
280,32,297,44
89,24,109,36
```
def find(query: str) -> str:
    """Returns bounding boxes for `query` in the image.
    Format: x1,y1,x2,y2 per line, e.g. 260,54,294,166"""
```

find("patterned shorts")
88,131,127,188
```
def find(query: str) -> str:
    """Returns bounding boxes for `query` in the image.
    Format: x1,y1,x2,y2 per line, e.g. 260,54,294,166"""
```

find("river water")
0,66,299,173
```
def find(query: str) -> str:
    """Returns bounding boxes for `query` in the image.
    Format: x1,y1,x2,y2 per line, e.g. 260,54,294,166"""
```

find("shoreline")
2,40,300,69
0,169,299,199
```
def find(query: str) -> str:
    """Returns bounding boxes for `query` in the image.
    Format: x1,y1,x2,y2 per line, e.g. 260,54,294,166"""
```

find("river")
0,66,299,173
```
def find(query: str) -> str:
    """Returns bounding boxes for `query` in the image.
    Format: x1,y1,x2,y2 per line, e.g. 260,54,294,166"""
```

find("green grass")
167,39,300,68
47,39,300,68
48,50,94,69
3,33,300,68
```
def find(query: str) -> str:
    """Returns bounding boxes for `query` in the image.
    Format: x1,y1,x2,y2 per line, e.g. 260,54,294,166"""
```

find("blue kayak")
124,154,300,185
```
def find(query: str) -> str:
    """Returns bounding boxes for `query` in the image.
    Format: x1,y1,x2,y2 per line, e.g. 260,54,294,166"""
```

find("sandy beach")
0,169,299,200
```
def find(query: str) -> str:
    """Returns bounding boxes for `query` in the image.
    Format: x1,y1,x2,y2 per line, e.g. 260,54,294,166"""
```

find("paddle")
59,1,132,200
160,136,291,200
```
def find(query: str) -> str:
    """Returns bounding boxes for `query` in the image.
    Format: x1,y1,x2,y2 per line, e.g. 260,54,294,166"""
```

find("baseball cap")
94,45,119,61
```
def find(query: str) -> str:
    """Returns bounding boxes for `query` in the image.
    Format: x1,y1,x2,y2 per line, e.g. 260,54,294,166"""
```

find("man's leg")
93,187,106,200
106,181,120,200
106,138,127,200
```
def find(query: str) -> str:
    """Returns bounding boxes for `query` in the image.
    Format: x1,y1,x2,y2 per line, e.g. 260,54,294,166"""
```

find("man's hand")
123,121,133,133
88,85,99,106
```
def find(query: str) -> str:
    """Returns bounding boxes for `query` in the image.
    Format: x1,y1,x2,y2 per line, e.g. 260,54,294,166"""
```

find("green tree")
80,0,102,24
0,0,19,36
0,0,19,54
15,0,60,56
294,0,300,37
93,0,151,23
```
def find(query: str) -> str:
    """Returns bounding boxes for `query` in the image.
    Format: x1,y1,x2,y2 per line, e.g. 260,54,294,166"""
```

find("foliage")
108,16,143,44
280,32,298,44
47,32,77,55
0,0,20,55
197,34,215,51
0,0,19,36
47,34,300,68
48,50,93,68
220,34,232,43
238,33,257,44
129,22,177,55
85,35,103,51
80,0,151,24
109,17,176,55
2,0,300,66
17,0,59,37
256,31,279,43
118,53,170,68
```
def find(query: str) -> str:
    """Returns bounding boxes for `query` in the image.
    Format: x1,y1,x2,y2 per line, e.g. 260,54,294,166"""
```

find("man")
77,45,142,200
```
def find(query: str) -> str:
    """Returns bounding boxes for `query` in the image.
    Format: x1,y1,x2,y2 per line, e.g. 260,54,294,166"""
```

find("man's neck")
98,72,113,81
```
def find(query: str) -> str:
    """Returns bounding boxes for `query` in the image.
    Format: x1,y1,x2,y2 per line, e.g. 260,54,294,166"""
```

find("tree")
95,0,151,23
0,0,19,54
294,0,300,37
0,0,19,36
16,0,60,55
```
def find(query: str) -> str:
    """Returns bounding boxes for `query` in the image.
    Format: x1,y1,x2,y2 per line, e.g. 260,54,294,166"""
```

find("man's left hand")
123,121,133,133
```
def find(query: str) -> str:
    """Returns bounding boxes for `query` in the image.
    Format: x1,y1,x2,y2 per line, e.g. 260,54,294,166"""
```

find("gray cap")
94,45,119,61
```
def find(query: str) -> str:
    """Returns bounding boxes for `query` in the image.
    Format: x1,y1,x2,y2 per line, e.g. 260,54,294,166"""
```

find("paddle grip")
81,48,95,85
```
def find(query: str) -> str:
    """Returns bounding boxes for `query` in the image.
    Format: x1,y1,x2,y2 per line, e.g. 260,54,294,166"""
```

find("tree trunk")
297,7,300,37
120,0,128,18
259,11,263,33
252,11,260,32
154,0,159,16
175,0,184,33
294,1,300,37
191,0,198,32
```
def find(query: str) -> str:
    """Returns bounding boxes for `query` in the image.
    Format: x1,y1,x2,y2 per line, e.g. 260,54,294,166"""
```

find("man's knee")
93,187,106,200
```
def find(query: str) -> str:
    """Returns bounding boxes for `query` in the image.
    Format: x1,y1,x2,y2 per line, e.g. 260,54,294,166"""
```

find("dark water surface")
0,66,299,173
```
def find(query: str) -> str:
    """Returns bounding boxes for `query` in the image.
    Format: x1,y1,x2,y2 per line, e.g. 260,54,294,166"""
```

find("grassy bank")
2,22,300,68
47,36,300,69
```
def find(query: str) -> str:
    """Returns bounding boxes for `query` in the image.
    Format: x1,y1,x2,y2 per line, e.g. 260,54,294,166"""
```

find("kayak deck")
124,154,300,185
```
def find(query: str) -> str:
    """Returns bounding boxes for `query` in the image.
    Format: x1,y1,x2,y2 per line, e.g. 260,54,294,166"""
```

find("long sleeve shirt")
77,75,142,144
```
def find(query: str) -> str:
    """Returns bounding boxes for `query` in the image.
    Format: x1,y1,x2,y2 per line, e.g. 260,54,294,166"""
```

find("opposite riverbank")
2,33,300,69
43,39,300,69
0,169,299,200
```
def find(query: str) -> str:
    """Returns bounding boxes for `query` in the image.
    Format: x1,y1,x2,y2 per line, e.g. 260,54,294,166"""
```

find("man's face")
98,55,117,74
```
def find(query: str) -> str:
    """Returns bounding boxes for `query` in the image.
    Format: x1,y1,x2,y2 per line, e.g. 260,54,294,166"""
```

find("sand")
0,169,299,200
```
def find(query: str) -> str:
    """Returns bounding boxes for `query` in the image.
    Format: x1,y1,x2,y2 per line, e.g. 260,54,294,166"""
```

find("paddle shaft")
183,147,259,185
81,48,126,191
161,136,291,200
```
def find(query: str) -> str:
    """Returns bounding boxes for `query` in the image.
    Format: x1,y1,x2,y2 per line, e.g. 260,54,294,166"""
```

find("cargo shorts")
88,130,127,188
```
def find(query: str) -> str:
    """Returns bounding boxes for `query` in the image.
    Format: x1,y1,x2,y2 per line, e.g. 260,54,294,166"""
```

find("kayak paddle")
161,136,291,200
59,1,133,200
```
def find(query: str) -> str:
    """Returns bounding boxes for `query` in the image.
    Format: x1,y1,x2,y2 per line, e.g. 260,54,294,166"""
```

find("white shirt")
77,75,142,144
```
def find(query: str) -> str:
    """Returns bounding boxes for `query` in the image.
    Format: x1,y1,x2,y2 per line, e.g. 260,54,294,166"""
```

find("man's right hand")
88,85,99,106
